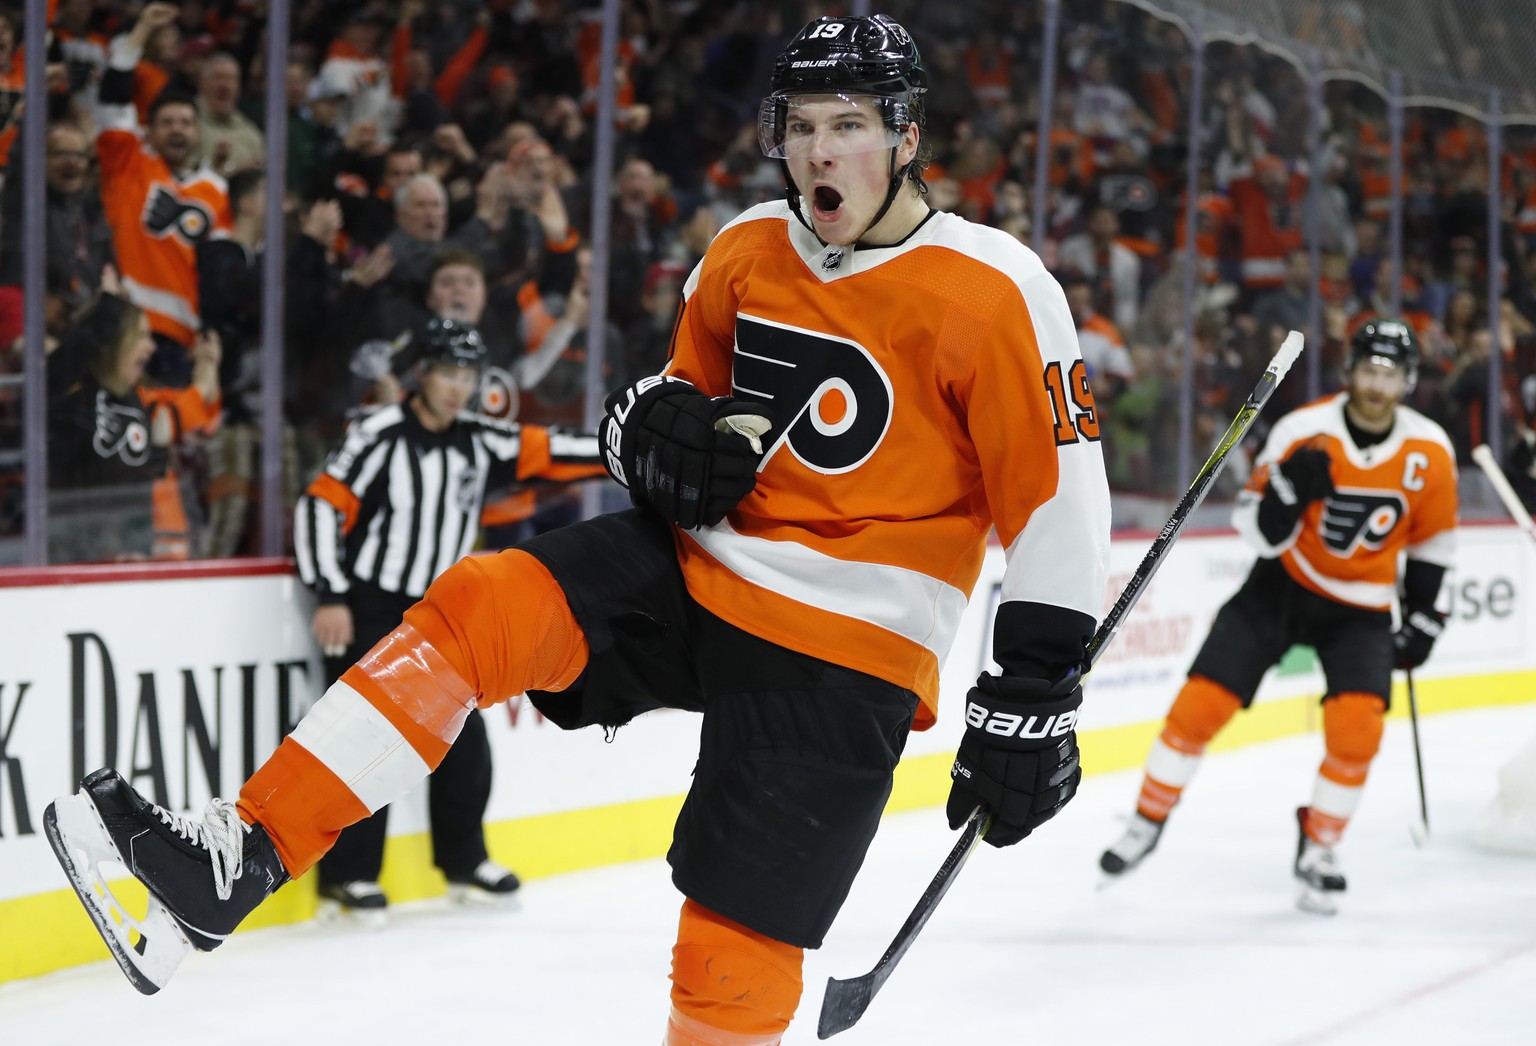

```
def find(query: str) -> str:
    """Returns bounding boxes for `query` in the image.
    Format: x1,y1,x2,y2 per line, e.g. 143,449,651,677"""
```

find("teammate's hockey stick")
1405,667,1429,846
816,331,1305,1040
1471,443,1536,540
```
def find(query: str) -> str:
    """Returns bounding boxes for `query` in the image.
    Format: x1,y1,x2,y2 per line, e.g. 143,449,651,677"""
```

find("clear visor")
757,93,906,160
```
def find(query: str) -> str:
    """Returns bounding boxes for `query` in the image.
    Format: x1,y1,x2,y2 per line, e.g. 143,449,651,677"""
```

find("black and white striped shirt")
294,402,603,600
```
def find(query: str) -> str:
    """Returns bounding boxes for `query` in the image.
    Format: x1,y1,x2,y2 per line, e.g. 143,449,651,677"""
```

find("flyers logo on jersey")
732,314,891,474
1318,487,1406,555
143,186,215,245
91,391,150,466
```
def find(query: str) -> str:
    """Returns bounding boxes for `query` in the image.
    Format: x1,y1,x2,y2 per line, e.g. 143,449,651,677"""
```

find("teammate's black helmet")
1348,318,1419,391
768,14,927,116
415,317,486,370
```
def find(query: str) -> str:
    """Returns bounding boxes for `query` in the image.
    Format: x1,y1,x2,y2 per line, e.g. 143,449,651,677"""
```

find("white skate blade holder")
44,791,193,995
1296,884,1339,917
446,882,523,910
315,898,389,931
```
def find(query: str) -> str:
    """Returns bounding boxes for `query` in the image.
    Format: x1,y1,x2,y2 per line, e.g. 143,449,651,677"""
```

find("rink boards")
2,524,1533,984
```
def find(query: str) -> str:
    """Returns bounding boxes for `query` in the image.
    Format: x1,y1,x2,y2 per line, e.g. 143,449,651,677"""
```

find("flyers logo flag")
1319,487,1406,555
477,365,518,419
91,392,151,466
732,313,892,474
143,186,216,245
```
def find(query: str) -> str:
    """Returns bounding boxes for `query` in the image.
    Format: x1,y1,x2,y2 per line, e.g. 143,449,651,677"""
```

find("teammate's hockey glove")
1394,605,1446,670
947,671,1083,847
1258,443,1336,543
1271,444,1335,506
599,375,772,530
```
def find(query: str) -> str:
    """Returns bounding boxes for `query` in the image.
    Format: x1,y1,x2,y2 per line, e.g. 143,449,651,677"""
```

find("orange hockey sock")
238,550,588,876
1136,676,1242,821
1304,693,1386,846
667,899,804,1045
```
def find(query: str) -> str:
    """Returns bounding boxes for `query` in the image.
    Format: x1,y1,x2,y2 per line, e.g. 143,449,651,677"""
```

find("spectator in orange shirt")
96,2,232,386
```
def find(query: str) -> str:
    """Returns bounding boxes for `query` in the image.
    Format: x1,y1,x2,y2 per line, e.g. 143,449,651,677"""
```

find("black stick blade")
818,972,877,1039
816,810,991,1038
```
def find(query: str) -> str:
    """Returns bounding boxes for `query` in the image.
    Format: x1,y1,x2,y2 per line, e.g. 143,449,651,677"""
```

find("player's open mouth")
812,185,844,220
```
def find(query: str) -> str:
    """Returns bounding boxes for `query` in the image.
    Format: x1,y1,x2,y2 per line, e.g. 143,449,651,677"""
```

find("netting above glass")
1124,0,1536,119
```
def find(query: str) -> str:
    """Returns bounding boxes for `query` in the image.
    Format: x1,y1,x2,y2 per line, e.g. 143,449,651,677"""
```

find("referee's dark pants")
317,584,493,887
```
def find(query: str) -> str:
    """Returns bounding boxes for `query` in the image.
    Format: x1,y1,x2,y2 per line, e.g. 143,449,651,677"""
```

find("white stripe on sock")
1310,775,1364,820
291,680,431,813
1145,737,1203,787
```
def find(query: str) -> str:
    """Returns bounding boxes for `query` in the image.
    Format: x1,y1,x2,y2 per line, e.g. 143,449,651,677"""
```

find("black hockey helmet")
415,317,486,371
759,14,927,159
769,14,926,106
1348,317,1419,391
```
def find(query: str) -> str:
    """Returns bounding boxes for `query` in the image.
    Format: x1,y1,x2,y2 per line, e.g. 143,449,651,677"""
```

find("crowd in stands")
2,0,1534,563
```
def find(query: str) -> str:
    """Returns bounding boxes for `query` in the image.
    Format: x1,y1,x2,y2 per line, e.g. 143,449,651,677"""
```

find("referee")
293,317,605,923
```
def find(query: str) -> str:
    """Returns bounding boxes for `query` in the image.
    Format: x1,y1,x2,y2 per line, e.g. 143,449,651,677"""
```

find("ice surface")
4,703,1535,1045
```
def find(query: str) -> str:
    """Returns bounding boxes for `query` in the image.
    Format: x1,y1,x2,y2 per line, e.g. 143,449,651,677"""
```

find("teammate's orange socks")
238,550,588,876
1136,675,1243,822
668,899,803,1045
1304,692,1386,845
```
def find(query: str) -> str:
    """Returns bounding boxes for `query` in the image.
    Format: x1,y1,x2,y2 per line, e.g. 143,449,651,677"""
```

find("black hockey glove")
599,376,772,530
1258,443,1336,543
1394,605,1446,670
1270,445,1335,506
947,671,1083,848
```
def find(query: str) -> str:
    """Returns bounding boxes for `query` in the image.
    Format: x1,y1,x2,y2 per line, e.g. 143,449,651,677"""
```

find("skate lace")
155,799,252,901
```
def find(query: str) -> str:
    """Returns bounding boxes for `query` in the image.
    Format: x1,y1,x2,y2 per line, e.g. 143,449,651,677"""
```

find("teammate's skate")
1293,806,1346,915
1099,812,1165,876
446,859,522,907
45,768,289,994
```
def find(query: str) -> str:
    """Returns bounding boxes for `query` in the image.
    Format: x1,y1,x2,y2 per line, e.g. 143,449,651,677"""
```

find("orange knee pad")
402,548,588,702
1321,692,1386,785
1164,675,1243,752
668,899,804,1045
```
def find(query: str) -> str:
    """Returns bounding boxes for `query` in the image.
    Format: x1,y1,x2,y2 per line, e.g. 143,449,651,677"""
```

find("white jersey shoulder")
913,210,1049,284
1261,394,1454,468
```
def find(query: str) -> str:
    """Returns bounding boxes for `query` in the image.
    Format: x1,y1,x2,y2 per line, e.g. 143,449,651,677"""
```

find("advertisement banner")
3,525,1532,906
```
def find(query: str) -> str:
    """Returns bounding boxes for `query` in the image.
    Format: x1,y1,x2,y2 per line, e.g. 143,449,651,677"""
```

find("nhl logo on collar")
821,247,845,271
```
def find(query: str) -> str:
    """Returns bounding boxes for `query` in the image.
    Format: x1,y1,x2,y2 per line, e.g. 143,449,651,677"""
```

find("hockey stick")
1471,444,1536,541
1405,667,1429,846
816,331,1306,1040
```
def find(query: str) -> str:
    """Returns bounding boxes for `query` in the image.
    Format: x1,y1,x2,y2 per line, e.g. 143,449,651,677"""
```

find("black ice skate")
317,880,389,929
1293,807,1347,916
445,859,522,907
1099,812,1166,877
44,768,290,994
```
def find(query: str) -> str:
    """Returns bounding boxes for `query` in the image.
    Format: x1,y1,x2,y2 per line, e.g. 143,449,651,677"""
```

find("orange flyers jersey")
1233,393,1458,611
96,106,231,348
664,202,1112,727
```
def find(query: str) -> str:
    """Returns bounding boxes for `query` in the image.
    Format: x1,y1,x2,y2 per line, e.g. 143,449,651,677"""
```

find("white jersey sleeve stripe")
998,270,1111,621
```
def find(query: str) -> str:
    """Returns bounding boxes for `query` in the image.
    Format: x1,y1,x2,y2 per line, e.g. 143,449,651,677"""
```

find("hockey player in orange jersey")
1100,320,1458,915
45,15,1111,1043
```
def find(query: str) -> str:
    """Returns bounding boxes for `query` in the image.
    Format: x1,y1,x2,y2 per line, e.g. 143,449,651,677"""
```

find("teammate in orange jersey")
1100,319,1458,915
45,15,1110,1042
